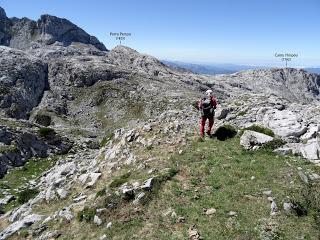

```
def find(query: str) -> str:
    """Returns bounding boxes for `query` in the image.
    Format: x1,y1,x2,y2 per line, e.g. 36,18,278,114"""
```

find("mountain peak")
0,6,6,19
0,7,107,51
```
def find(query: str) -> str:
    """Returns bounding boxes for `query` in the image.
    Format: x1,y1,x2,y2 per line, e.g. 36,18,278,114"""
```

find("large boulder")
259,109,307,138
0,214,42,239
0,46,48,119
299,137,320,160
240,130,274,150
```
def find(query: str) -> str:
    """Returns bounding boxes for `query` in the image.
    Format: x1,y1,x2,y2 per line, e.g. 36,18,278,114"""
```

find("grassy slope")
5,136,320,240
107,137,320,239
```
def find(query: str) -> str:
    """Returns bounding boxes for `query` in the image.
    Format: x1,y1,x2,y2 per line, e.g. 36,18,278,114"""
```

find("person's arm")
198,99,202,109
211,96,218,109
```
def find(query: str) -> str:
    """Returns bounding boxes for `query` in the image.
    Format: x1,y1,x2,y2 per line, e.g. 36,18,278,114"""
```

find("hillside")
0,6,320,240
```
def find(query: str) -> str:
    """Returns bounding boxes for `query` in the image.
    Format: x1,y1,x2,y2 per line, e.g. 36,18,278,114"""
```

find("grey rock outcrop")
240,130,274,150
0,7,106,51
260,109,307,138
0,46,48,119
0,124,72,178
0,214,42,239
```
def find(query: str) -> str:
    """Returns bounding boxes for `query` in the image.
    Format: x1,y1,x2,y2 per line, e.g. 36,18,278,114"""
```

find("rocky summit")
0,7,320,240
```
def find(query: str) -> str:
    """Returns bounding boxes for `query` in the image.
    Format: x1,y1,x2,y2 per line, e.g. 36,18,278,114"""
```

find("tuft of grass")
243,125,275,137
96,187,106,198
109,172,131,188
100,132,114,147
237,110,247,116
17,188,39,204
146,145,153,150
34,114,51,127
77,206,96,223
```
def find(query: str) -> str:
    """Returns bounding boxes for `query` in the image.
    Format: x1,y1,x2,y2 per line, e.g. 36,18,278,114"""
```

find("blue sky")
1,0,319,67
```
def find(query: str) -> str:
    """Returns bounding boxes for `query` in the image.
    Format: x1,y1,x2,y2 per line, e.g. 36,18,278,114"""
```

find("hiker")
198,89,218,137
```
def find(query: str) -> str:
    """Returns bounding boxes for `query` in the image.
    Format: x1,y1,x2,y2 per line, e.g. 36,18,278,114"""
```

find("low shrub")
17,188,39,204
38,127,55,138
214,124,237,141
262,138,286,150
77,206,96,222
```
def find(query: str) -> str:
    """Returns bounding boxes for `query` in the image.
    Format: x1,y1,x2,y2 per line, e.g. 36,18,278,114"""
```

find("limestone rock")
94,215,102,226
299,138,320,160
240,130,274,150
0,214,42,239
0,46,48,119
261,109,307,138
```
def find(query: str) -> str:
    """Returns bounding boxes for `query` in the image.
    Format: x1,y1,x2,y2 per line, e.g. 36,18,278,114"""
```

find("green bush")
214,124,237,141
17,188,39,204
243,125,275,137
38,127,55,138
77,206,96,222
34,114,51,127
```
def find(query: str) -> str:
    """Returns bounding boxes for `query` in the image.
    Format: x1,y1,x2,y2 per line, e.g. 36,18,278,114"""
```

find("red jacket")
198,96,218,109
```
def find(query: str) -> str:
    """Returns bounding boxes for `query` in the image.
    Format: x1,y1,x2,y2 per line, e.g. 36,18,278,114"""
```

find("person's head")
206,89,213,97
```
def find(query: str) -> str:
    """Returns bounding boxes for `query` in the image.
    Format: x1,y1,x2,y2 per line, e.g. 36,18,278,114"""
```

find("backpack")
201,96,214,117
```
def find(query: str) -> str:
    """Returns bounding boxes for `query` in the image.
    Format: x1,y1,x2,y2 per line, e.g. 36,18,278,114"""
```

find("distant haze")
163,60,320,75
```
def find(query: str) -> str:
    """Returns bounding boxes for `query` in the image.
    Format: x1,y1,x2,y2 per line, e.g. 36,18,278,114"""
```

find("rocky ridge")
0,7,106,51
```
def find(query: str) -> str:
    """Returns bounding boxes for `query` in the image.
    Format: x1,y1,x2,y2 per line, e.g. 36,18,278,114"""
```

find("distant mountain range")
305,68,320,74
162,60,320,75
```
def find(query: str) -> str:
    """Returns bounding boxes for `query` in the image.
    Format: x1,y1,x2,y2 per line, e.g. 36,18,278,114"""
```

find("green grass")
0,144,19,154
77,206,96,223
100,137,320,239
17,188,39,204
0,156,60,212
109,172,131,188
243,124,275,137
